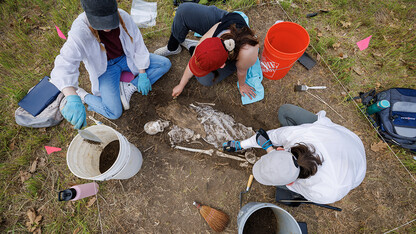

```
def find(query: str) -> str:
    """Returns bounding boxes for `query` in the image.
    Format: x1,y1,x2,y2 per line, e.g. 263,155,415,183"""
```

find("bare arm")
236,44,259,99
171,23,221,98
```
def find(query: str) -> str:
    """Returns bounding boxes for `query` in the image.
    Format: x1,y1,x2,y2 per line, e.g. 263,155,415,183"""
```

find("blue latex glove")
136,72,151,95
222,140,242,152
256,128,273,150
61,95,87,130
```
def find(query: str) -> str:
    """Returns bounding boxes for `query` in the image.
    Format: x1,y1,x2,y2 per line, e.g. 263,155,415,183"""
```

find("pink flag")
55,25,67,40
356,35,372,51
45,146,62,155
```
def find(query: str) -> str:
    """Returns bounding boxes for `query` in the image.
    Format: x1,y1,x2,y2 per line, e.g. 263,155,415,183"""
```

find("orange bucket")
260,22,310,80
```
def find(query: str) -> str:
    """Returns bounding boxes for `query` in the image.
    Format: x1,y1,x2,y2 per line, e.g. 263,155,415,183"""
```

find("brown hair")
220,24,259,61
88,12,133,51
290,143,323,179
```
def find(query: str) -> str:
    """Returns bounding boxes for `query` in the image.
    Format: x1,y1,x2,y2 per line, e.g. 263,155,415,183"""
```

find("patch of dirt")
99,140,120,173
83,4,415,233
243,207,278,234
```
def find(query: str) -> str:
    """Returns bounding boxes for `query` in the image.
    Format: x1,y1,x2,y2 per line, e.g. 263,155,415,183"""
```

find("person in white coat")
223,104,366,204
51,0,171,129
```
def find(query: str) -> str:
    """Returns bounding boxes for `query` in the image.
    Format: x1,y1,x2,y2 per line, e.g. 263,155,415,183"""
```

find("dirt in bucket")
99,140,120,173
243,207,278,234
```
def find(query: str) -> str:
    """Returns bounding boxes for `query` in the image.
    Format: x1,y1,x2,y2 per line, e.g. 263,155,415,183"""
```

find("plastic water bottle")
366,100,390,115
58,182,99,201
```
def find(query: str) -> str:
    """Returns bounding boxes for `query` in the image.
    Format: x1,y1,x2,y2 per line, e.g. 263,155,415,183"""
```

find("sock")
189,46,196,56
167,34,180,51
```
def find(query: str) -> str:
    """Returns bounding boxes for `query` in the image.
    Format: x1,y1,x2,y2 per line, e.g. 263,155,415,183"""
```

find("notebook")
18,76,61,117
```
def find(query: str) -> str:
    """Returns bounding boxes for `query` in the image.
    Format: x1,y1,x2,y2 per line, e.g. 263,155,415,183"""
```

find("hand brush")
294,85,326,92
193,201,229,232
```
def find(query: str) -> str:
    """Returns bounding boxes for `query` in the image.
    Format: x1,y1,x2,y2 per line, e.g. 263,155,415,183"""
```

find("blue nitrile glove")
222,141,242,152
256,128,273,150
136,72,151,95
61,95,87,130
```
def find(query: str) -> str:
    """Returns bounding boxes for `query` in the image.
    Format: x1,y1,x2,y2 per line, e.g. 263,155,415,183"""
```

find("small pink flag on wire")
45,146,62,155
356,35,372,51
55,25,67,40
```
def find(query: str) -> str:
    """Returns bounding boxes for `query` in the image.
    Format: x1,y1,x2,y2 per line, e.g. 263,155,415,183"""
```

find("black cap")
80,0,119,30
58,188,77,201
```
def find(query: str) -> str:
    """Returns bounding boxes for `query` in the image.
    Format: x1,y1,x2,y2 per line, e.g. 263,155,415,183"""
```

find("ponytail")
290,143,323,179
220,24,259,61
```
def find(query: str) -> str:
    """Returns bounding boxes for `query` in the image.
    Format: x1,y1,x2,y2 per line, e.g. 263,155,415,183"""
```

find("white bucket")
67,125,143,181
237,202,301,234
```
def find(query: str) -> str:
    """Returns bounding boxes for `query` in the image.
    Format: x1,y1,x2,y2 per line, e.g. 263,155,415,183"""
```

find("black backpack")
353,88,416,152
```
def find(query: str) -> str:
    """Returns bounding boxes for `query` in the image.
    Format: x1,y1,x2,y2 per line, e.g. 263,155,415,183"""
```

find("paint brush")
294,85,326,92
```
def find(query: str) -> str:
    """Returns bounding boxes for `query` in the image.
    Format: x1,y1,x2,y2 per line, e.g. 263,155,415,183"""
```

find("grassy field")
0,0,415,232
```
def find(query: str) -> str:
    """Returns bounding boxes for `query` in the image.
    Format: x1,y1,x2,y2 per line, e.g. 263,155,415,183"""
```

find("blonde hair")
88,12,133,51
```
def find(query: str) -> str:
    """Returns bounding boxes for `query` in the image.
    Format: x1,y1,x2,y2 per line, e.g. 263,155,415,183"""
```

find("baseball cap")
189,37,228,77
252,150,300,186
81,0,119,30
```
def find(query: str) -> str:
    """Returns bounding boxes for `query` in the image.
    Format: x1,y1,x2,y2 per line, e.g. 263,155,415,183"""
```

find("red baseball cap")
189,37,228,77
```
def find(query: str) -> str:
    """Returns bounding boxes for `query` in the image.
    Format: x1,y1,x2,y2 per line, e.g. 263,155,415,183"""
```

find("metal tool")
294,85,326,92
278,200,342,211
78,129,102,143
239,174,254,208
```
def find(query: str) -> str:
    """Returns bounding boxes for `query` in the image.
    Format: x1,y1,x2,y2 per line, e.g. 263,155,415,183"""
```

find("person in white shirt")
223,104,366,204
50,0,171,129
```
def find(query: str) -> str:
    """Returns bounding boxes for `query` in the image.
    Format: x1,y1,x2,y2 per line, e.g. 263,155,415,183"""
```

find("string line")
272,1,416,233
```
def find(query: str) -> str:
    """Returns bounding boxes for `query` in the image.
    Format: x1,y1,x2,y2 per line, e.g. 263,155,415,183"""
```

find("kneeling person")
223,104,366,204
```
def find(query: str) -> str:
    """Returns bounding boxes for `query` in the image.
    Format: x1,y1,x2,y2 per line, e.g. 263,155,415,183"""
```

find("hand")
239,83,256,99
222,140,242,152
137,73,151,95
60,95,87,130
256,128,273,150
172,84,184,98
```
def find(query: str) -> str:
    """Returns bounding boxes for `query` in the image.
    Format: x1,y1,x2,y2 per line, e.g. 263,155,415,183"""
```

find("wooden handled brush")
193,201,229,232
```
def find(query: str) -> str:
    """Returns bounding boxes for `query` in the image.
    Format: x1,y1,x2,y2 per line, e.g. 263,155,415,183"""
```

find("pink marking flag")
45,146,62,155
356,35,372,51
120,71,135,82
55,25,67,40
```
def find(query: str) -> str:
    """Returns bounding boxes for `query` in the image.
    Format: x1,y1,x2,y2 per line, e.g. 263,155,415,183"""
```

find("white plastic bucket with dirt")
67,125,143,181
237,202,301,234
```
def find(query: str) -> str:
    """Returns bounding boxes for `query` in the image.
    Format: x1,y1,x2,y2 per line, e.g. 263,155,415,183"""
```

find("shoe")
119,82,137,110
154,45,182,57
76,87,88,104
180,39,199,50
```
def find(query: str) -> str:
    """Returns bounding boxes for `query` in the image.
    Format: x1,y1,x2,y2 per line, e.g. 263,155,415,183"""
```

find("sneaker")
119,82,137,110
76,87,88,104
154,45,182,57
180,39,199,50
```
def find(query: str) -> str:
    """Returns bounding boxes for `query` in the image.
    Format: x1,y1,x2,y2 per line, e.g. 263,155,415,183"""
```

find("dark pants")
278,104,318,126
171,3,235,86
171,3,227,42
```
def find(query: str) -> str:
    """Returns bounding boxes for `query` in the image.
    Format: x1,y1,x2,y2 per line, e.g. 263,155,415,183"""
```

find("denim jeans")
85,54,171,119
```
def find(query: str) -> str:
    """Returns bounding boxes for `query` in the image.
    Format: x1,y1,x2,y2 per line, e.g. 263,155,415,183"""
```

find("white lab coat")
241,111,366,204
50,9,149,96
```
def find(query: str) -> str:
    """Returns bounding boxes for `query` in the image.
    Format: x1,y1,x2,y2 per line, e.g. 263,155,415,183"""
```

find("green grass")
0,0,415,232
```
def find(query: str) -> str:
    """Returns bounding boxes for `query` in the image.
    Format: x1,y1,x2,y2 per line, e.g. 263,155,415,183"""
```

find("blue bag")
356,88,416,152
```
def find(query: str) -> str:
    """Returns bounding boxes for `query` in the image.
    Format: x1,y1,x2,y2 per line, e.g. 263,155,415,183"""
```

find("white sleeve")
240,127,290,149
50,35,83,91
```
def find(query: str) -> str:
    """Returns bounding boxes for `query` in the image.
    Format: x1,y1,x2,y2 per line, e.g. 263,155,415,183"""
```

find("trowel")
239,174,254,208
78,128,102,143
